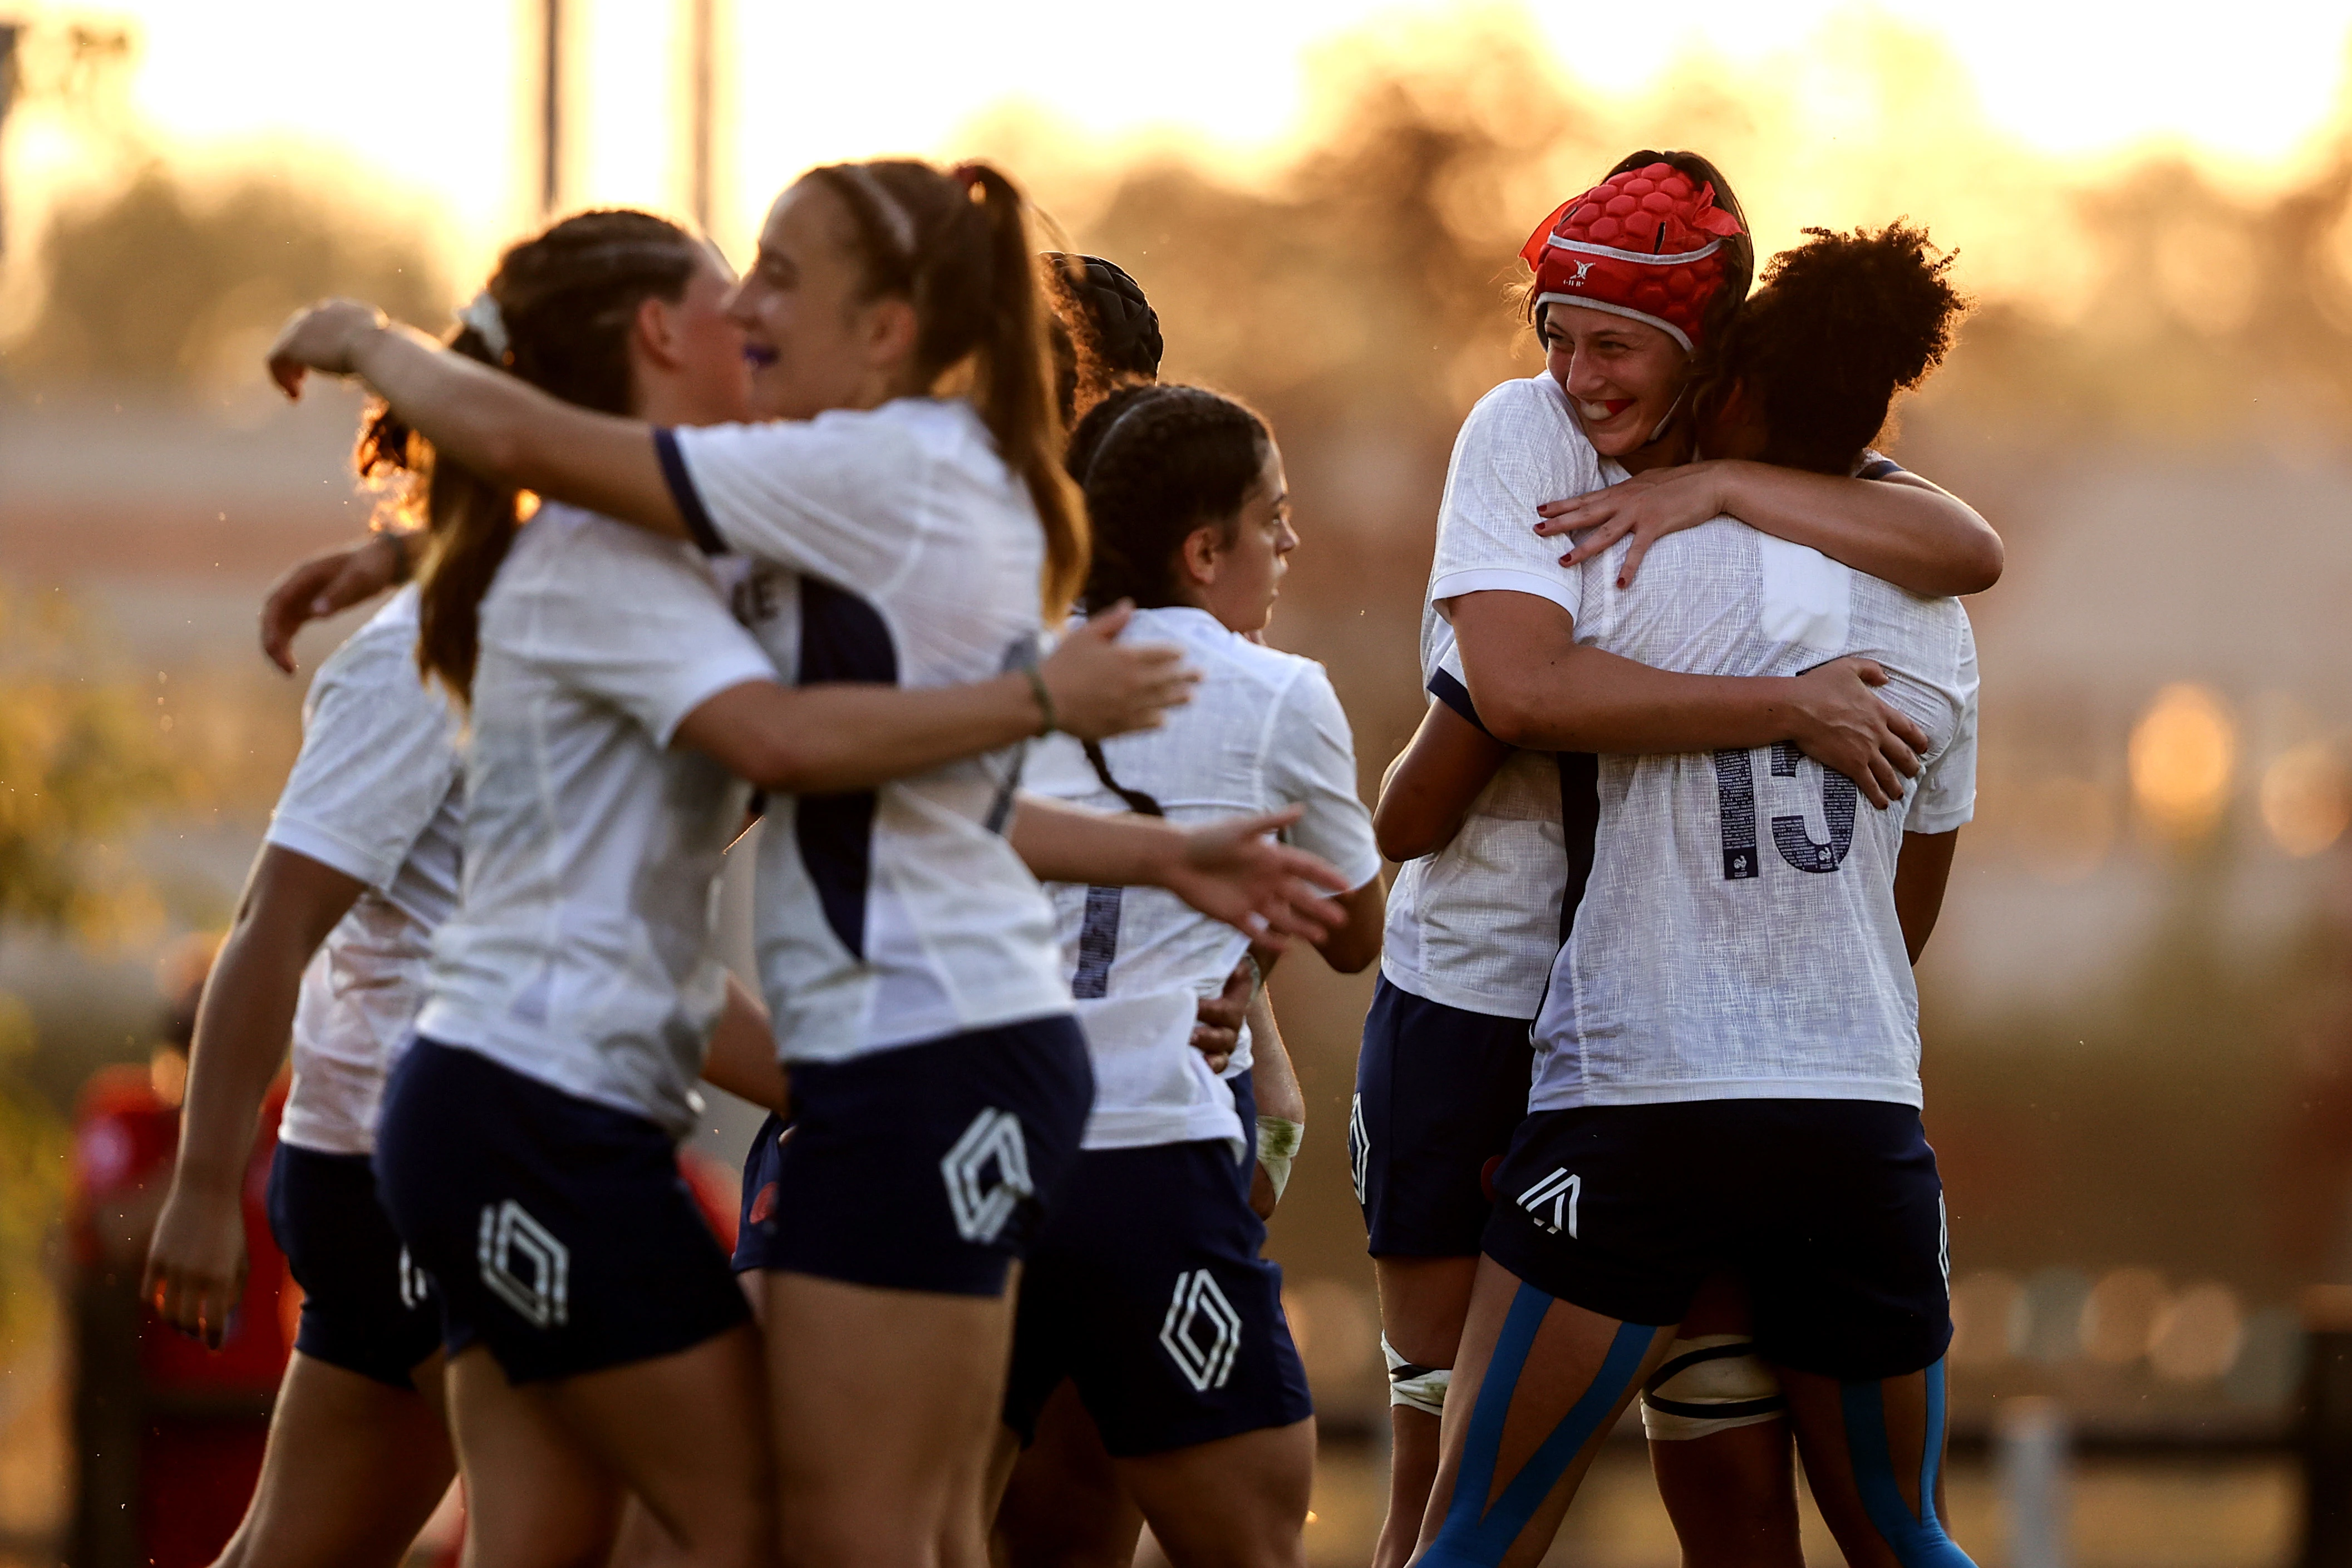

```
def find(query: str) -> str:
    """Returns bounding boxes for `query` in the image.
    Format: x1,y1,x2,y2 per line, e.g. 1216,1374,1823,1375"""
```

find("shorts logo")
942,1107,1034,1245
477,1200,569,1329
1517,1168,1582,1238
396,1246,432,1311
1160,1269,1243,1392
1937,1194,1951,1293
1347,1094,1369,1206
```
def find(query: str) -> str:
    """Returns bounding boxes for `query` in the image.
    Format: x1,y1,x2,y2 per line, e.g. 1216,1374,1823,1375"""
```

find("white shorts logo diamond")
1160,1268,1243,1392
1348,1093,1369,1206
477,1200,569,1329
941,1108,1034,1245
1517,1168,1581,1238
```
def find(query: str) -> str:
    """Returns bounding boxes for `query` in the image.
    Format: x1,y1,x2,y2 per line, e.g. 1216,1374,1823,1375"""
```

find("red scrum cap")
1521,162,1746,353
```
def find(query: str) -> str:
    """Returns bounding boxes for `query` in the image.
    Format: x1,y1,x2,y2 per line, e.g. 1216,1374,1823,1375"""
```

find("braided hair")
355,209,705,701
1691,221,1966,475
1063,382,1272,816
1066,384,1271,614
1041,252,1163,425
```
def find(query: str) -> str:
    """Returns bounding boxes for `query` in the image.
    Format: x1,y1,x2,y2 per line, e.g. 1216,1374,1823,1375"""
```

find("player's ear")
1179,523,1223,588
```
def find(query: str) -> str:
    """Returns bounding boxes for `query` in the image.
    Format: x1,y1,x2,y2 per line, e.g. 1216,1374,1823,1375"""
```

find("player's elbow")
1477,686,1549,750
1955,528,2005,595
1373,802,1446,863
1317,927,1382,975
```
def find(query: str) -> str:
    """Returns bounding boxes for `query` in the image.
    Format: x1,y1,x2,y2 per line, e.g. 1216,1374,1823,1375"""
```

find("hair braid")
1067,384,1271,614
353,208,704,702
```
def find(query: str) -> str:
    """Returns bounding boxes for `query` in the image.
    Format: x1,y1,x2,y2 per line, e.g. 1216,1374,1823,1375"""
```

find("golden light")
2129,684,2236,839
2018,776,2115,883
2149,1281,2243,1383
2082,1267,2168,1365
2260,741,2351,857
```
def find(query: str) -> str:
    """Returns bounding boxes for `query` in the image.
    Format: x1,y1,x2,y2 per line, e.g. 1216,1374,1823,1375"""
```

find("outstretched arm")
1008,800,1349,953
674,605,1197,793
1537,460,2002,596
1448,590,1931,808
267,303,682,536
144,847,363,1345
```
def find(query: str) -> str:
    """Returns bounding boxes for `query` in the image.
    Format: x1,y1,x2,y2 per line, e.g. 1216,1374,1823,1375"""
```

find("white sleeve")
265,635,459,890
1263,667,1383,892
656,415,913,595
1909,616,1979,835
1426,379,1606,624
507,531,780,745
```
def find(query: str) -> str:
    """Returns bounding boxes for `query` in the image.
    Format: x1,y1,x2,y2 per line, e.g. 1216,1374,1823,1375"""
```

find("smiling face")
1540,303,1691,461
1183,440,1295,635
726,178,918,421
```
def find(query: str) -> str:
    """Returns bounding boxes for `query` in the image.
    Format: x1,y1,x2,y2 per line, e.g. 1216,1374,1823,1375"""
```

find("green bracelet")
1023,665,1059,737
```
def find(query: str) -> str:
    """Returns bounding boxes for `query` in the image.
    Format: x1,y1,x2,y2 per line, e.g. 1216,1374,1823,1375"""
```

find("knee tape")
1424,1284,1656,1565
1640,1335,1786,1441
1841,1359,1976,1567
1384,1334,1450,1417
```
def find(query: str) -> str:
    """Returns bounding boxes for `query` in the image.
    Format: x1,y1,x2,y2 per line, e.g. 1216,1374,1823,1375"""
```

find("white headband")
456,293,510,361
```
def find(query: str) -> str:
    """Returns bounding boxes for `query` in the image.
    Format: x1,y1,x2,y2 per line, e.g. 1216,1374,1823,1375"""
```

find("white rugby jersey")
415,504,774,1137
1025,607,1383,1152
266,587,462,1156
655,399,1075,1063
1383,374,1613,1019
1527,521,1979,1112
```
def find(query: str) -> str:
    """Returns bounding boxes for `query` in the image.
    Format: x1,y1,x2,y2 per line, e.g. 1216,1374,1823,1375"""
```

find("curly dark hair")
1065,382,1270,615
1695,220,1967,475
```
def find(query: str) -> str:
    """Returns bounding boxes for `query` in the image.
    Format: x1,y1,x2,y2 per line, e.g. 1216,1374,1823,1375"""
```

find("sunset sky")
7,0,2351,290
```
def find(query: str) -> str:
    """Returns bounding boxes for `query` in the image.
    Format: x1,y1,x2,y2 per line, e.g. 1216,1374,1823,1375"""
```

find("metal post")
2301,1285,2352,1567
1998,1396,2070,1568
540,0,563,214
0,24,22,256
686,0,713,235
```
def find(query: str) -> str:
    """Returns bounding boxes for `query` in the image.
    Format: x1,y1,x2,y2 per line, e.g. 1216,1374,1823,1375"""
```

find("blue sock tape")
1839,1358,1975,1567
1421,1283,1654,1566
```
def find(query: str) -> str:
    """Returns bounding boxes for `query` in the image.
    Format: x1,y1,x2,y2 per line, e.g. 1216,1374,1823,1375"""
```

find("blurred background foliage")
0,6,2348,1502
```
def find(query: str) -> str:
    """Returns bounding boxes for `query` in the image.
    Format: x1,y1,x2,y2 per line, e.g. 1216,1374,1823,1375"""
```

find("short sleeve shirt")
415,504,775,1137
1024,608,1382,1152
655,400,1073,1062
1528,519,1980,1113
265,587,462,1155
1381,376,1611,1019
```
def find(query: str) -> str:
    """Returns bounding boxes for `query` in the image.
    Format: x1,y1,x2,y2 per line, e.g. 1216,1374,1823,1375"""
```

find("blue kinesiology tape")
1839,1359,1975,1567
1421,1283,1655,1566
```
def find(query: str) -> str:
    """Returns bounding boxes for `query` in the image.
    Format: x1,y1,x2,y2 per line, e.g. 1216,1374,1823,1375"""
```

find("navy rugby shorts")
1482,1098,1952,1382
1002,1137,1312,1457
749,1015,1093,1296
266,1142,440,1389
1351,975,1536,1256
731,1111,789,1274
372,1039,750,1385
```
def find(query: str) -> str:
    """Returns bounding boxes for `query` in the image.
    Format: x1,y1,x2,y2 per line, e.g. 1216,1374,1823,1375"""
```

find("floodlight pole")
687,0,714,235
540,0,563,215
0,23,21,255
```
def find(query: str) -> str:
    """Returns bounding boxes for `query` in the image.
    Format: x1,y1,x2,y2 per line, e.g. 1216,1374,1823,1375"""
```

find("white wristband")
1256,1115,1304,1202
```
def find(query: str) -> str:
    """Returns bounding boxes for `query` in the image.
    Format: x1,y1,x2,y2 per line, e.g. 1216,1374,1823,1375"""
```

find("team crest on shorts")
941,1107,1034,1244
1159,1268,1243,1392
477,1200,570,1329
1517,1168,1582,1239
